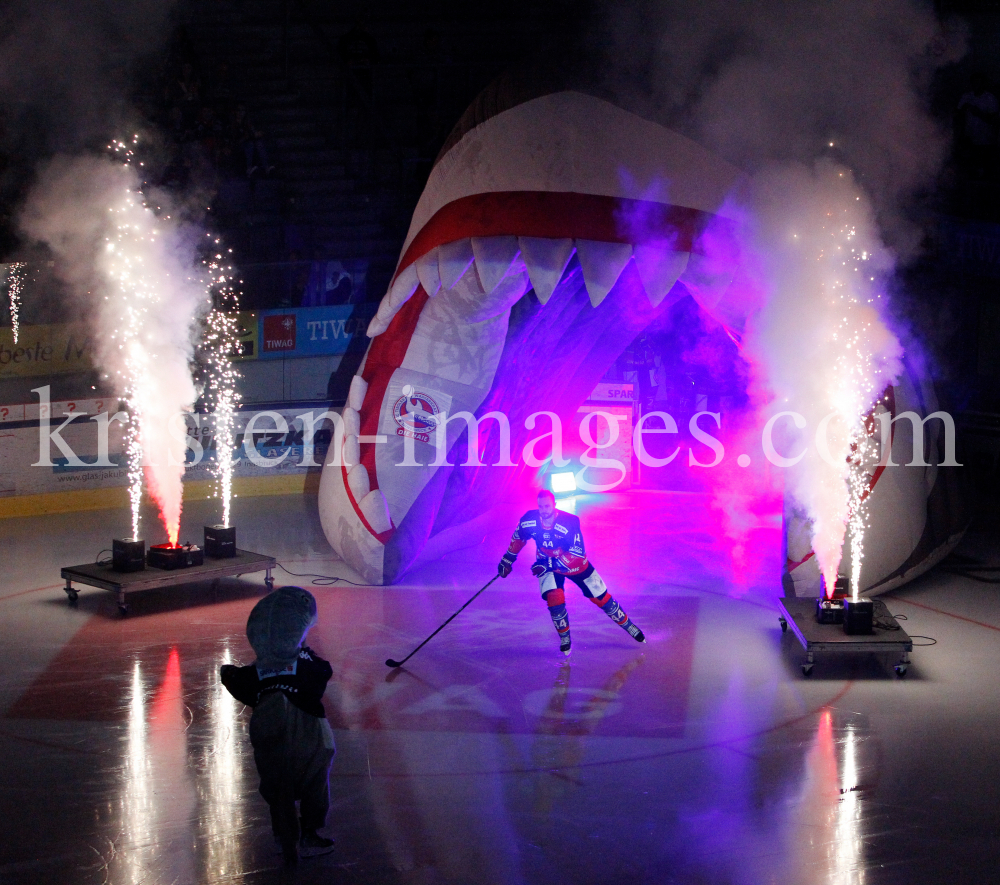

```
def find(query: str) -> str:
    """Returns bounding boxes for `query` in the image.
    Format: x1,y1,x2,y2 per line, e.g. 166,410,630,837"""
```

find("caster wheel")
265,579,274,590
118,603,130,617
779,617,788,633
801,664,814,677
67,590,78,603
895,665,907,677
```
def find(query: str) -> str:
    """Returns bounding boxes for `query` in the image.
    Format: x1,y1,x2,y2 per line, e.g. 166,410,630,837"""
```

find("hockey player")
498,489,646,654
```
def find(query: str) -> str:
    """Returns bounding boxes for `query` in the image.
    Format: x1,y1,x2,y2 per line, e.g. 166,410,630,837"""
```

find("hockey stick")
385,575,499,668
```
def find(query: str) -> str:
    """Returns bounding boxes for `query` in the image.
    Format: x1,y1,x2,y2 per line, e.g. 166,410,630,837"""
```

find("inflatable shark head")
318,77,968,590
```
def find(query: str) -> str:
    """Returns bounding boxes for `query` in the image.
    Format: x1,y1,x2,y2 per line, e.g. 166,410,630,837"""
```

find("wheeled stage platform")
778,596,913,677
61,550,277,615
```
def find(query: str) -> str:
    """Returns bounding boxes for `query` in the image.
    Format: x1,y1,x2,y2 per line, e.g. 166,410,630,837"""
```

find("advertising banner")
0,303,375,380
257,304,376,360
0,323,95,379
0,406,341,504
588,382,635,403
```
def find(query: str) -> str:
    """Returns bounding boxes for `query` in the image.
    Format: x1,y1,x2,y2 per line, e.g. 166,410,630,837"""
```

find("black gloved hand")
530,561,548,578
498,551,516,577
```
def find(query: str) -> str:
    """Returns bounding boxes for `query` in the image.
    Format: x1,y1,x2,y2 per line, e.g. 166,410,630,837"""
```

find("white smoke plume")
20,154,209,543
0,0,175,155
593,0,963,588
736,162,903,592
597,0,962,238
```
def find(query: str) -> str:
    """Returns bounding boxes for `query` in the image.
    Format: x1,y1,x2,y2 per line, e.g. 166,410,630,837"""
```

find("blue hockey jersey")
507,509,589,575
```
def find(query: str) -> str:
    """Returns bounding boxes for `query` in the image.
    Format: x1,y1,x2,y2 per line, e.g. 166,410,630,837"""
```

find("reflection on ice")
119,649,196,884
787,708,866,884
196,645,248,882
122,658,149,884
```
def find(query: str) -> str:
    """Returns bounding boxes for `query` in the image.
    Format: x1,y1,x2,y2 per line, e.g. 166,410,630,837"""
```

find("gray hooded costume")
220,586,336,853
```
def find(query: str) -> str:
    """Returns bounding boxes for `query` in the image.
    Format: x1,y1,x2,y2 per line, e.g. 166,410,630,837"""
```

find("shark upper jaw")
317,90,748,584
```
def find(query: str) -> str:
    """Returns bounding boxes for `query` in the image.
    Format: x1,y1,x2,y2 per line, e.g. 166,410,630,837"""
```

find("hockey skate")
596,593,646,643
624,621,646,643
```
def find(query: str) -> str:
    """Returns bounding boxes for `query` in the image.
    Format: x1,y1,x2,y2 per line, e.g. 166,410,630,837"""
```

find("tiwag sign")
262,313,297,353
258,304,375,360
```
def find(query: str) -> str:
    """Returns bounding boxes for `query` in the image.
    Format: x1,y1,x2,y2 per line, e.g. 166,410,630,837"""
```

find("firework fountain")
4,262,24,344
201,240,242,529
739,161,903,599
20,141,221,546
102,141,202,544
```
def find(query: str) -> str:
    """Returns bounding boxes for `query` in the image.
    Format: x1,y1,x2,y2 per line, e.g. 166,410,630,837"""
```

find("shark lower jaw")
318,193,740,584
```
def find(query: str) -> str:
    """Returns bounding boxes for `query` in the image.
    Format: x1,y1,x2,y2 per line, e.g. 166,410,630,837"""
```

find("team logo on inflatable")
392,385,441,443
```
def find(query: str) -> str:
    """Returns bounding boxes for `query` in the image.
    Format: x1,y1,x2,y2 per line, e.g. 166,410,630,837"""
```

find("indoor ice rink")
3,488,1000,884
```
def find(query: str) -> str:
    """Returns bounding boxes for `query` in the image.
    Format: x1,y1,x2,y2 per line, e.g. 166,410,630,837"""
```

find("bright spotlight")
550,472,577,495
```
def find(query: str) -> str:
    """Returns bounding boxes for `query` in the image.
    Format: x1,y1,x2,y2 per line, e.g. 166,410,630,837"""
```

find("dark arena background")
4,1,1000,883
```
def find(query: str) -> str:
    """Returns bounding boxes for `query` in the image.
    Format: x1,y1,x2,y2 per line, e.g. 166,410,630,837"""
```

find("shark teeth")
415,248,442,298
348,374,368,411
471,235,521,294
367,263,419,336
334,383,385,532
342,406,361,438
633,246,690,307
679,252,738,315
368,235,709,337
358,489,392,534
575,240,634,307
519,237,575,304
344,434,360,467
438,238,476,290
347,462,370,500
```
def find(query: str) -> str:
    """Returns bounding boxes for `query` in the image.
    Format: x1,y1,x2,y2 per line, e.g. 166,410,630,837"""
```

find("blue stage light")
550,472,577,494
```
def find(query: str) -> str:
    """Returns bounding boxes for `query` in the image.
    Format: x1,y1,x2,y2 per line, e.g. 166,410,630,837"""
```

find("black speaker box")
843,597,874,635
204,524,236,558
112,538,146,572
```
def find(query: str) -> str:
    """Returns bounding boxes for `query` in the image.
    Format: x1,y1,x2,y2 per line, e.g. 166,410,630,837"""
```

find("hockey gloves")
500,553,556,579
498,551,517,578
